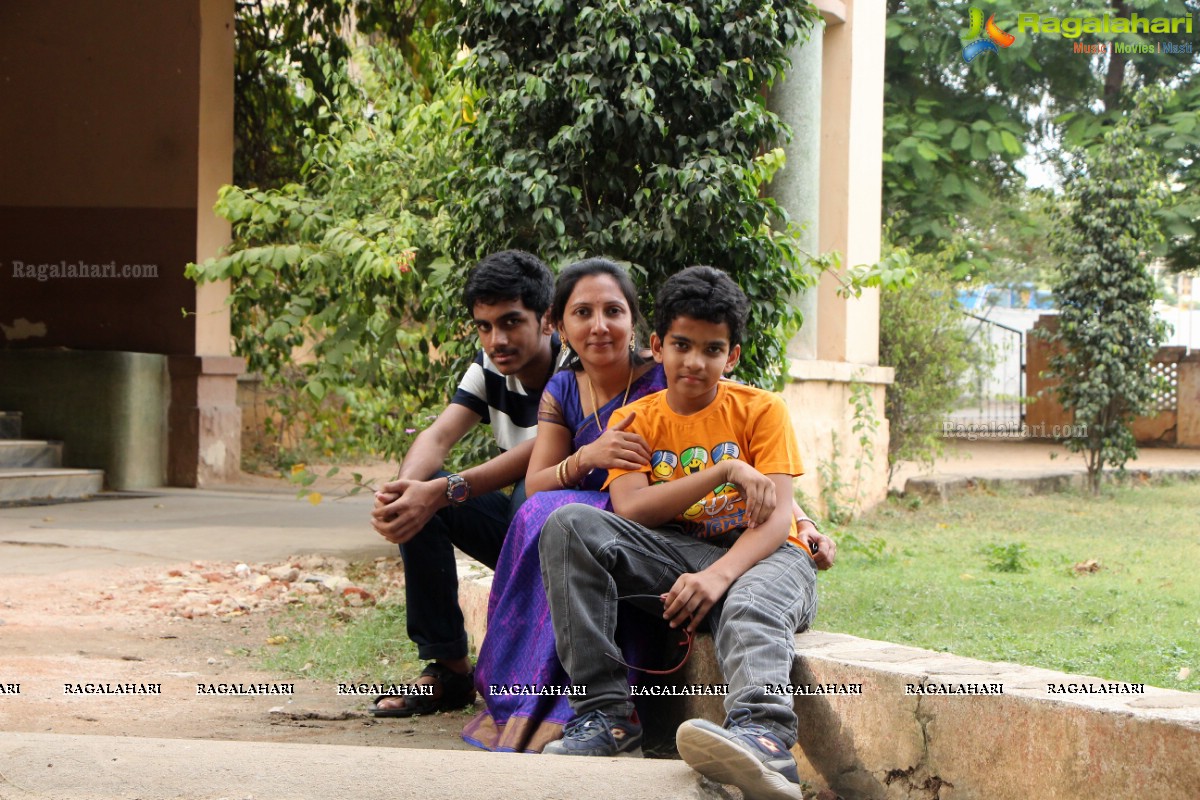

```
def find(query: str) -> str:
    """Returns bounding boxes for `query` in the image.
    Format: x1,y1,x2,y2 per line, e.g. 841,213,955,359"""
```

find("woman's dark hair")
550,257,649,366
654,265,749,347
462,249,554,317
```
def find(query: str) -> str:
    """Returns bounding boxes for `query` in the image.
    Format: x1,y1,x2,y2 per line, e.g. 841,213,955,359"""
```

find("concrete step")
0,467,104,504
0,410,21,439
0,439,62,468
0,733,718,800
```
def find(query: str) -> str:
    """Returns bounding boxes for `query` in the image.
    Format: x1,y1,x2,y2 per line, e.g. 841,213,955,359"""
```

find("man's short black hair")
463,250,554,317
654,266,749,347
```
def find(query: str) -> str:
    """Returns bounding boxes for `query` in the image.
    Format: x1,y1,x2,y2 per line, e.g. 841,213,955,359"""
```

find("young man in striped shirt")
370,250,560,716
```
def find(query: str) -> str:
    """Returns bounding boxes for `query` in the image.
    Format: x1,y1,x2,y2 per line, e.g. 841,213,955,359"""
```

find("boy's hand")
663,570,733,633
796,523,838,570
583,412,650,472
723,460,776,528
792,502,837,570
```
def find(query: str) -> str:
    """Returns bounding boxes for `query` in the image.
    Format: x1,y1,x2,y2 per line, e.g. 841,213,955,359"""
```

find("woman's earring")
629,333,636,352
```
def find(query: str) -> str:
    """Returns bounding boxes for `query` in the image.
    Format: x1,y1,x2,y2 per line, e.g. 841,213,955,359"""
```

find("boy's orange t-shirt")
603,380,806,546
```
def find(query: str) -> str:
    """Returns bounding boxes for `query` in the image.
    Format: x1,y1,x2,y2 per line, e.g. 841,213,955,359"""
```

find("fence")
1025,315,1200,447
943,313,1025,437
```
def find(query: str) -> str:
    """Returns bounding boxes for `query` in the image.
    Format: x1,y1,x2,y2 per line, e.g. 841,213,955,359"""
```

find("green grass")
257,483,1198,693
817,482,1200,692
260,600,422,683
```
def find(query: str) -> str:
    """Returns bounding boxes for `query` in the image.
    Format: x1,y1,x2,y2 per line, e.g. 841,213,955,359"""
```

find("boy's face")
650,315,740,415
471,299,554,383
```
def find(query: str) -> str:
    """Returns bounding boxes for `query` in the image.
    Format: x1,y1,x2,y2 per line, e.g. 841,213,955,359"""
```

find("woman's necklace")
586,361,634,434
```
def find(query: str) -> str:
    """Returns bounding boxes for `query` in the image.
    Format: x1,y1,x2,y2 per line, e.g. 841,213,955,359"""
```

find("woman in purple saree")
463,258,665,752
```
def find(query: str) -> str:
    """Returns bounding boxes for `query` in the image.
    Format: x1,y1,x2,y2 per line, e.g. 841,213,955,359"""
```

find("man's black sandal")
368,662,477,718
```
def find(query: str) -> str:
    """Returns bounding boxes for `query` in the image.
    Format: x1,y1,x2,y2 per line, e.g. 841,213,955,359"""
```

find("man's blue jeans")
538,502,818,745
398,472,526,662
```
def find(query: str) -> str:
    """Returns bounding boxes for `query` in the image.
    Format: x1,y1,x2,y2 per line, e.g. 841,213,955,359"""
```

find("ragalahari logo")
962,7,1016,62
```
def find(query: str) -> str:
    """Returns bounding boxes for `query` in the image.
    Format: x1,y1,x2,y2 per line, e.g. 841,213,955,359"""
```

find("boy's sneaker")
675,710,802,800
543,709,643,757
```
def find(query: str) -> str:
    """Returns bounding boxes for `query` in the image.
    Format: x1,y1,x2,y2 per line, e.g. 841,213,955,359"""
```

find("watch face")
447,475,469,503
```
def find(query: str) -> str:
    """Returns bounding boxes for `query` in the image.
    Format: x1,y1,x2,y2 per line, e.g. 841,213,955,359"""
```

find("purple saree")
462,363,665,752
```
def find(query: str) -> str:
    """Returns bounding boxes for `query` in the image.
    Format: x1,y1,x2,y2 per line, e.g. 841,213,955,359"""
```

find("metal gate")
943,313,1026,437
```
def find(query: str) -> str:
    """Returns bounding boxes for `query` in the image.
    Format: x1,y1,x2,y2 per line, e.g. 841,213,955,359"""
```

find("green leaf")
999,130,1023,156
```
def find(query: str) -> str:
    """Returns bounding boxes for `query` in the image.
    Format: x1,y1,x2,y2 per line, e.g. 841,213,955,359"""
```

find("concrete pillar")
164,0,241,489
195,0,236,357
776,0,892,514
769,11,826,360
169,355,243,486
166,0,243,487
817,0,884,365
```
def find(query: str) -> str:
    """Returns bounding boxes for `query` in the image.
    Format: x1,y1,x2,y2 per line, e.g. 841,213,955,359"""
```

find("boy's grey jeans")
538,502,818,746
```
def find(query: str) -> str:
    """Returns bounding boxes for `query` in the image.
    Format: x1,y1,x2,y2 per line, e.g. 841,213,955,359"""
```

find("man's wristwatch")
445,473,471,505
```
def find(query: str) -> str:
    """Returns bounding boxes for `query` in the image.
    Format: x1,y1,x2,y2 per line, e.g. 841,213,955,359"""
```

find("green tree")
449,0,824,389
956,188,1061,289
1045,87,1170,494
879,247,978,478
1059,79,1200,274
195,1,831,467
234,0,353,188
191,42,486,464
234,0,452,189
884,0,1200,273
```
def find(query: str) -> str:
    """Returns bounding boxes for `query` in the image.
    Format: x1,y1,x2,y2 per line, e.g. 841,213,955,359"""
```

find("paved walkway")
0,732,715,800
0,486,390,575
891,439,1200,493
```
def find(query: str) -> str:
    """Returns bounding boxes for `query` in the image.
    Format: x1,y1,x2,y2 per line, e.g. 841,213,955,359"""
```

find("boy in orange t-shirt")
539,266,835,800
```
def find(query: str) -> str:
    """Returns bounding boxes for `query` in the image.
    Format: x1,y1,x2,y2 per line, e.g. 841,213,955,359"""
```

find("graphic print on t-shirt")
652,441,750,538
680,446,708,475
650,450,678,482
604,381,805,546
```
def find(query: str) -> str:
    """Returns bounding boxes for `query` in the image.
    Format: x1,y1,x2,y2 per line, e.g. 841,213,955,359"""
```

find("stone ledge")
905,468,1200,501
680,631,1200,799
792,632,1199,799
460,568,1200,799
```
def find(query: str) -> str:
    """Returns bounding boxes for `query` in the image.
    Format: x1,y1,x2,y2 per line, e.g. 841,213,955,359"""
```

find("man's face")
651,315,740,415
471,299,552,376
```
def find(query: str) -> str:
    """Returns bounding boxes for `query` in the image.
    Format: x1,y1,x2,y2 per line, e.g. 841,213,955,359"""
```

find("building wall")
0,0,202,354
0,0,241,487
787,363,892,516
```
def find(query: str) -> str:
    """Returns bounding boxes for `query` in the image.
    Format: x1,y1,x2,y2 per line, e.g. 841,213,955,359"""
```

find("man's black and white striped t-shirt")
449,340,561,452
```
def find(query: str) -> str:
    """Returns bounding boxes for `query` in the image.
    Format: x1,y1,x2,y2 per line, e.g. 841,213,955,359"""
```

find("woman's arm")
526,370,652,495
525,416,576,496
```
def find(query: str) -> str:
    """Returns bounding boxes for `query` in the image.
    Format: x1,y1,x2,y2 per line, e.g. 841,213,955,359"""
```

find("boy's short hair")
654,266,749,347
463,250,554,317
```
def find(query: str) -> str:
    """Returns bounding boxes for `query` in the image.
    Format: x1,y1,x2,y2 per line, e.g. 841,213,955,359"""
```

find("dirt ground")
0,556,477,752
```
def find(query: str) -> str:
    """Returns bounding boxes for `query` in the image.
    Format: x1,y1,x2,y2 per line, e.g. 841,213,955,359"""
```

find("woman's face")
559,273,635,371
